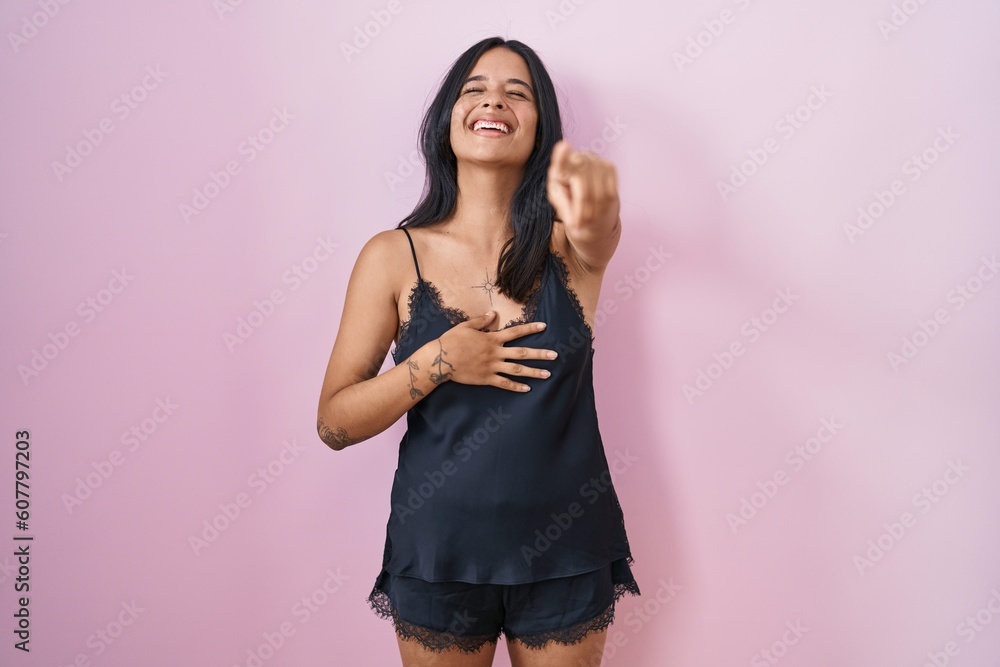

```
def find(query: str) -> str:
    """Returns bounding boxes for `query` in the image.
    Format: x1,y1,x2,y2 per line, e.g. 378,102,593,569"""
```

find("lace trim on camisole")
395,254,547,357
549,250,595,341
395,250,593,358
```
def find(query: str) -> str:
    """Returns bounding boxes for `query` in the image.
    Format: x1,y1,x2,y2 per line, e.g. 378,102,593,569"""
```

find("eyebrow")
462,75,534,93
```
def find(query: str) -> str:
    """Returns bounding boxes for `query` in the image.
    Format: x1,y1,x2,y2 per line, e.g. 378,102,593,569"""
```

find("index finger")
548,140,572,179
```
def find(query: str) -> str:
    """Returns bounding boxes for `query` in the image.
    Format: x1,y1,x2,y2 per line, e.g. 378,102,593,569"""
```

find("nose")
481,94,503,109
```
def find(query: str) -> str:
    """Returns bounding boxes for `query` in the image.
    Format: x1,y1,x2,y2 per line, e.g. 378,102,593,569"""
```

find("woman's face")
448,47,538,170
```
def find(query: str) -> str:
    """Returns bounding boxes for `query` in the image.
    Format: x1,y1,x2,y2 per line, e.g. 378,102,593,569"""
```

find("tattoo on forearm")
429,339,454,385
406,359,424,399
317,416,356,449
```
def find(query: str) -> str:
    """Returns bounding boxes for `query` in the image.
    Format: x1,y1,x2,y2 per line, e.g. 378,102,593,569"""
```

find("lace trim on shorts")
366,586,502,654
367,567,641,653
505,578,641,650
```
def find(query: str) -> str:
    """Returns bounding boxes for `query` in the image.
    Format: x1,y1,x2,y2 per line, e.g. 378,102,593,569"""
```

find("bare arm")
316,231,442,450
546,139,622,272
316,230,558,451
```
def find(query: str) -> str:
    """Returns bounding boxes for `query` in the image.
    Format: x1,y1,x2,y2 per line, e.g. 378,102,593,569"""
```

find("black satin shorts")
366,558,640,653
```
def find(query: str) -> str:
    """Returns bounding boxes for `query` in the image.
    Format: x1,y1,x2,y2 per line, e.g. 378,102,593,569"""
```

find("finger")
553,139,571,165
603,167,620,222
548,147,577,221
547,173,572,223
489,374,532,393
462,310,497,326
548,140,572,182
573,156,607,221
502,345,558,361
569,166,586,225
569,161,597,224
567,149,590,169
554,151,587,217
603,162,618,202
564,149,597,175
498,361,552,379
495,321,547,343
584,162,609,221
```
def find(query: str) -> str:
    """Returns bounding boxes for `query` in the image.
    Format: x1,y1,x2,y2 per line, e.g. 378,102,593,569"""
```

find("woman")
316,37,639,666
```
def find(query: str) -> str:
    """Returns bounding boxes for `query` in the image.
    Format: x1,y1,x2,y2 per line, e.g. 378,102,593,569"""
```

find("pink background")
2,1,999,665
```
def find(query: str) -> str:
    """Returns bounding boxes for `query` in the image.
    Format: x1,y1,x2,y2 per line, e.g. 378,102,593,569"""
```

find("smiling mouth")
471,119,512,135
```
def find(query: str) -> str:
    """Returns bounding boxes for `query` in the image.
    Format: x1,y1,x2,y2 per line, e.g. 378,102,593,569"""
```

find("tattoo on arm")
429,339,454,385
317,416,356,450
406,359,424,400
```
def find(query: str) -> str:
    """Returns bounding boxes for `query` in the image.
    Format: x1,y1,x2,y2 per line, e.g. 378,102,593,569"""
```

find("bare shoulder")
359,227,408,264
352,228,413,300
317,228,408,404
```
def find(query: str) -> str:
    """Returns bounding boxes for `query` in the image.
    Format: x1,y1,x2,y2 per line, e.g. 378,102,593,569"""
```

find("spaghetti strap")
400,227,423,284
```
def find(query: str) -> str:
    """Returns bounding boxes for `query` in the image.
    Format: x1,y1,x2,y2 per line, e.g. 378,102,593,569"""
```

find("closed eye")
461,87,530,99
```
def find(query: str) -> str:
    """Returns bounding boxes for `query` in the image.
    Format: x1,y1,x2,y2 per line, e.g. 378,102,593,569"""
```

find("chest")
392,252,595,362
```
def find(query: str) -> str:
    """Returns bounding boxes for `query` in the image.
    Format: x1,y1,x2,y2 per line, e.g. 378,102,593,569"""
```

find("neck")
447,162,524,252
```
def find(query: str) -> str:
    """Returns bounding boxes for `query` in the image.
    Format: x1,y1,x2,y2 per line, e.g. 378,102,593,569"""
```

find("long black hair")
396,37,563,303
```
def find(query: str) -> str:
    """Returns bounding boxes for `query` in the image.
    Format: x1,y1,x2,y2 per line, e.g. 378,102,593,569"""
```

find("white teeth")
473,120,510,134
